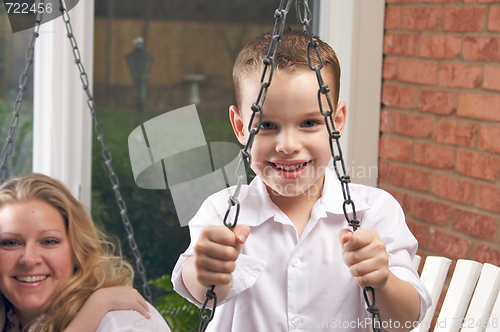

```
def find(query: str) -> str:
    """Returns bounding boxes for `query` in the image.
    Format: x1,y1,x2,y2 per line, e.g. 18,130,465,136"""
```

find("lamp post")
125,37,154,125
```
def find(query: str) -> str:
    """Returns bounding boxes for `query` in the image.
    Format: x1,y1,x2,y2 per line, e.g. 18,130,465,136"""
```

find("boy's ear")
229,105,247,145
335,102,347,136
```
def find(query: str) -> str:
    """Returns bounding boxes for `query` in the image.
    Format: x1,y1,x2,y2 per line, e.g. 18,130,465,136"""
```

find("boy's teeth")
16,275,48,283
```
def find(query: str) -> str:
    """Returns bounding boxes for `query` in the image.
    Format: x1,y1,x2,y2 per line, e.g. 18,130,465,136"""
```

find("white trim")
33,0,94,207
318,0,385,187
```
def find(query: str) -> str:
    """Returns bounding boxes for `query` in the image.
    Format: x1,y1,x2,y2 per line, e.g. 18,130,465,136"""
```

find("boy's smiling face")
230,68,346,200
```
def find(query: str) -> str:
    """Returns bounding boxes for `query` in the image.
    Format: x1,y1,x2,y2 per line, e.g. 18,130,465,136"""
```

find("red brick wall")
380,0,500,267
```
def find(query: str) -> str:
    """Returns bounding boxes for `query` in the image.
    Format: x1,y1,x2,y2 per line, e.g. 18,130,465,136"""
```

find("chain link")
297,1,383,331
0,1,45,184
58,0,152,303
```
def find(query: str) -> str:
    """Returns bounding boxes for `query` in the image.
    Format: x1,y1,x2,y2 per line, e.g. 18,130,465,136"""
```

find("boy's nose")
276,130,302,154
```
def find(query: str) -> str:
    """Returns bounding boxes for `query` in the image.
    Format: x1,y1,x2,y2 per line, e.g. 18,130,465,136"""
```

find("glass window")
91,0,306,300
0,4,34,178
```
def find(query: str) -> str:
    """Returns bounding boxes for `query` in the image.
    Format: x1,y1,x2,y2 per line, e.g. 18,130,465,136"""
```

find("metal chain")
0,1,45,184
297,1,383,331
58,0,152,303
197,1,295,330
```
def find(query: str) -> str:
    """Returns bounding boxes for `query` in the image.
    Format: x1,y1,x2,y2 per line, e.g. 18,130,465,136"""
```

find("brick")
379,136,412,162
483,65,500,91
457,93,500,122
407,221,429,249
378,160,391,183
380,185,410,211
385,7,400,30
398,59,438,85
489,6,500,32
380,110,392,133
463,36,500,61
418,90,457,115
413,142,455,170
429,228,470,259
453,209,498,241
382,58,398,80
381,84,415,109
442,7,485,32
431,174,474,204
476,183,500,213
423,0,459,2
393,113,433,138
384,33,419,56
401,7,440,31
474,245,500,267
433,119,477,148
456,150,500,181
438,63,481,89
387,0,418,2
419,34,461,59
411,196,451,225
392,165,431,192
479,125,500,154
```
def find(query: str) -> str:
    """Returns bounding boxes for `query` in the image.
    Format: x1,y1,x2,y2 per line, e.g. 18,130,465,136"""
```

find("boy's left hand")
339,228,389,290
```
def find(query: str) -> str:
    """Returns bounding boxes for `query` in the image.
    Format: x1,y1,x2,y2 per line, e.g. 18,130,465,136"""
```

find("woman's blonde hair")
0,173,134,332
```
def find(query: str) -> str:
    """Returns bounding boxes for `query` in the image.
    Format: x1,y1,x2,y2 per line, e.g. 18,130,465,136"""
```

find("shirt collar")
240,167,370,228
319,167,371,215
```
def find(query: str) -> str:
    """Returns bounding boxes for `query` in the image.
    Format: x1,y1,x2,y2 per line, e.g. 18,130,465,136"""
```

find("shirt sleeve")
360,188,432,323
96,303,171,332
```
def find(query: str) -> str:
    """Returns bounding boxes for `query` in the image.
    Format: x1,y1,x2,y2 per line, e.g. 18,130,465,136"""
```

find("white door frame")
319,0,385,187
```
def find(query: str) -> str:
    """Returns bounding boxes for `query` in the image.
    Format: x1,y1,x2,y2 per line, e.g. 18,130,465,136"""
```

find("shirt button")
291,256,300,267
291,316,303,327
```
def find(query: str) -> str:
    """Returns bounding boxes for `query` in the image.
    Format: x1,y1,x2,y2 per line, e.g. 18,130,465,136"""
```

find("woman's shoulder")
96,303,171,332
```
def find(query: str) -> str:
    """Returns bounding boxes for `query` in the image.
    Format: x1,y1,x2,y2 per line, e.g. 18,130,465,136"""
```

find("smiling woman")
0,174,171,332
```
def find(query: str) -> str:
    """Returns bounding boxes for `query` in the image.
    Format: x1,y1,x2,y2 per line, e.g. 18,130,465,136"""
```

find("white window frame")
318,0,385,187
33,0,94,207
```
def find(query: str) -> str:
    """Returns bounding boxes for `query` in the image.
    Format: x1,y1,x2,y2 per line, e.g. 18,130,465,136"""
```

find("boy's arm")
180,224,250,305
182,256,231,304
375,272,421,330
340,229,421,332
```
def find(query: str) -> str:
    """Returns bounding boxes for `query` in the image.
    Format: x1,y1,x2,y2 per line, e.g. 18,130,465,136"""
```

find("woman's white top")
96,303,171,332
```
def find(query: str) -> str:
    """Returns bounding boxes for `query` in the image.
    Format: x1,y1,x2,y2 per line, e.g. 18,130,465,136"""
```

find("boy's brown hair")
232,28,341,110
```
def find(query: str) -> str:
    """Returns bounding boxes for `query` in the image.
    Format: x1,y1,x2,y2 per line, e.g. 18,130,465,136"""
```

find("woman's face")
0,199,74,326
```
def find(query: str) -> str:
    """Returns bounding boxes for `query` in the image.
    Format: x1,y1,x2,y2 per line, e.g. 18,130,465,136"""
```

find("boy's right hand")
193,224,250,288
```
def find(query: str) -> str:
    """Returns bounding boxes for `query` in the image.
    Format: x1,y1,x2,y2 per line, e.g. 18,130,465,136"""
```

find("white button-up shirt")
172,168,431,331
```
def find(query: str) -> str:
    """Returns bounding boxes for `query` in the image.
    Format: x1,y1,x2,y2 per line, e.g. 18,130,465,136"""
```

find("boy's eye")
301,120,319,128
1,239,21,247
260,122,277,130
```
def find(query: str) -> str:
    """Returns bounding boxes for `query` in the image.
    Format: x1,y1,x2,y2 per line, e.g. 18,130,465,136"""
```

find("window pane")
92,0,302,299
0,4,34,178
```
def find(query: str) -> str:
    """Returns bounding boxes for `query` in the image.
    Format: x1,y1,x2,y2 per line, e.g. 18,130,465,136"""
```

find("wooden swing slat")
412,256,452,332
413,255,422,271
460,263,500,332
433,260,482,332
484,292,500,332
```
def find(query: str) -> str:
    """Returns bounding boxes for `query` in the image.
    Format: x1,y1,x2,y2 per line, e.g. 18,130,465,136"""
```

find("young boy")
172,29,431,331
